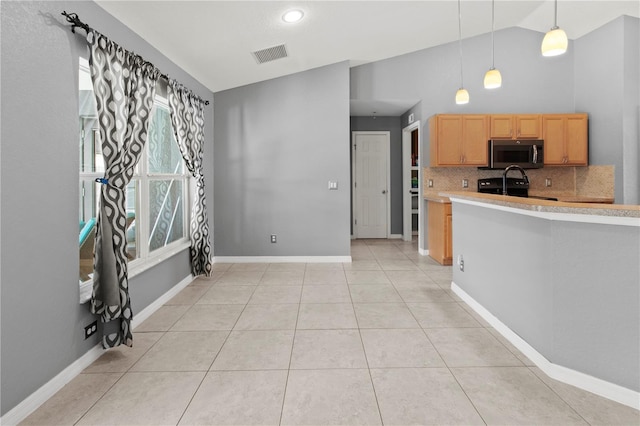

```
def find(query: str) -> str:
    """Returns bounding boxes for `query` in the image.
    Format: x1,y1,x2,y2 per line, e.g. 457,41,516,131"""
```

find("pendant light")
484,0,502,89
541,0,568,56
455,0,469,105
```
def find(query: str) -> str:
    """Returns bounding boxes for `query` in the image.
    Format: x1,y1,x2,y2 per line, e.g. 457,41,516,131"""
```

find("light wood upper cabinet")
429,114,489,167
542,114,588,166
490,114,541,139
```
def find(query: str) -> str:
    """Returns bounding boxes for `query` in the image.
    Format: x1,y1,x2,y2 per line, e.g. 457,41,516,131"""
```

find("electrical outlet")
428,179,434,188
458,255,465,272
270,234,277,243
545,178,552,187
462,179,468,188
84,320,98,339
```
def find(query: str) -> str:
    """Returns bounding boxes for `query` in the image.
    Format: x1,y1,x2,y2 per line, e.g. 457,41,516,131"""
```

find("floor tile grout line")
37,240,627,425
350,256,386,426
445,365,489,426
278,262,305,426
72,369,128,425
74,277,195,426
158,276,253,426
523,365,594,425
174,327,235,425
403,297,489,424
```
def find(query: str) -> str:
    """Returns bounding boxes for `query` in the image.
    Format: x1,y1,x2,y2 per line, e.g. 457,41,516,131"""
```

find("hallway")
21,239,639,425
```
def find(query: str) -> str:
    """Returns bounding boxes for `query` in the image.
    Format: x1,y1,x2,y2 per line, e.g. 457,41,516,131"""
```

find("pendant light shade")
455,88,470,105
483,68,502,89
455,0,469,104
484,0,502,89
541,0,568,56
541,27,568,56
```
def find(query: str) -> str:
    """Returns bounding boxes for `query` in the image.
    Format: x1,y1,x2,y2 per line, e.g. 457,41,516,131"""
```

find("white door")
352,132,389,238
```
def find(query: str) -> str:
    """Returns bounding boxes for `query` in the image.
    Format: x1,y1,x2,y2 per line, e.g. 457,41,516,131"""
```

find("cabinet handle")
382,190,387,194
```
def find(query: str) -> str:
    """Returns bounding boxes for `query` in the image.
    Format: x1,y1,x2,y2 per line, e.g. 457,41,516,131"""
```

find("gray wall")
213,62,351,256
575,16,640,204
350,116,403,235
0,1,213,416
451,201,640,392
350,26,576,149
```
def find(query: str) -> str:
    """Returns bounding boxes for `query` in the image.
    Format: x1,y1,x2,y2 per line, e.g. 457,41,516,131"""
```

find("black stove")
477,177,529,197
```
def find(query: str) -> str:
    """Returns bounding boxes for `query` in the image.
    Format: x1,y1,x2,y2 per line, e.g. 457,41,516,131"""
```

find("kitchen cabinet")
429,114,489,166
427,200,452,265
490,114,541,139
542,114,588,165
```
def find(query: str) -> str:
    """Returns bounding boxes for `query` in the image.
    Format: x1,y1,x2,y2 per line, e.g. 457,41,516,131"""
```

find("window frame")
78,58,191,303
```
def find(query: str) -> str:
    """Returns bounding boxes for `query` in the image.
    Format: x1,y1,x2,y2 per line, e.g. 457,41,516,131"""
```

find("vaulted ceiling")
96,0,638,113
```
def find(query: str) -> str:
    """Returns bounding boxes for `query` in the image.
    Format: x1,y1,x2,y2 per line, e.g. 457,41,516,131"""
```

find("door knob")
382,190,387,194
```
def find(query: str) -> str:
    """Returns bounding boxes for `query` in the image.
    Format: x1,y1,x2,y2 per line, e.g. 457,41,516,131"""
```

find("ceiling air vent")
252,44,288,64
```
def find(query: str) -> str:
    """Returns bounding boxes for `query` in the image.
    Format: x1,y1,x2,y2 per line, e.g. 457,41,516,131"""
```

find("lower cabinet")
427,200,452,265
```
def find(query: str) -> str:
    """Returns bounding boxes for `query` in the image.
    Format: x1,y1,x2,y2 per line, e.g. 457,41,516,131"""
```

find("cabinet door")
542,115,566,165
565,114,588,165
427,201,452,265
490,115,514,138
444,205,453,262
435,115,463,166
461,115,489,165
516,115,541,138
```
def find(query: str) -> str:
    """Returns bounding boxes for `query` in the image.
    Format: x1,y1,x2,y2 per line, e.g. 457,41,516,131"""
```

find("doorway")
402,121,421,242
351,131,390,238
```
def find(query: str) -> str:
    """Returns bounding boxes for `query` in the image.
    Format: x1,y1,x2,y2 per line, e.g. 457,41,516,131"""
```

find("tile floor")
21,239,639,425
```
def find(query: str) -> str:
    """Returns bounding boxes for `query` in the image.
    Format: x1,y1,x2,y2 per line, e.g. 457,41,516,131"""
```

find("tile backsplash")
423,165,614,198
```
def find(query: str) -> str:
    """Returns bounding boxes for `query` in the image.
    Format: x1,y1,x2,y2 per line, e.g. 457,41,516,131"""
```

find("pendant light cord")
491,0,495,69
553,0,559,29
458,0,464,87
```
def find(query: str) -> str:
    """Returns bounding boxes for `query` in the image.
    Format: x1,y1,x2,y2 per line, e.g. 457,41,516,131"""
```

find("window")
79,58,190,286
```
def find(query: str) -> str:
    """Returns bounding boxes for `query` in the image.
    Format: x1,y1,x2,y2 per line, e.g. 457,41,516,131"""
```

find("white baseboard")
0,344,104,426
419,248,429,256
1,274,194,426
213,256,352,263
388,234,403,239
451,282,640,411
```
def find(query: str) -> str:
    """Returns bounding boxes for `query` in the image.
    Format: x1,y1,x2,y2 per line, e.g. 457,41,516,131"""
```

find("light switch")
328,181,338,190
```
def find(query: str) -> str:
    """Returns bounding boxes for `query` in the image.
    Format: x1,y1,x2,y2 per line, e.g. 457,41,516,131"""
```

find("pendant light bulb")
455,88,470,105
541,27,568,56
541,0,568,56
484,68,502,89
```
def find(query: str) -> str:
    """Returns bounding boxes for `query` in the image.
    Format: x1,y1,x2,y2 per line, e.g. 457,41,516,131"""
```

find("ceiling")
95,1,639,115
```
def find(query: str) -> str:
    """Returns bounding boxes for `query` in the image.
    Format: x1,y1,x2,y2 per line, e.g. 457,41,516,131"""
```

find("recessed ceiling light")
282,9,304,23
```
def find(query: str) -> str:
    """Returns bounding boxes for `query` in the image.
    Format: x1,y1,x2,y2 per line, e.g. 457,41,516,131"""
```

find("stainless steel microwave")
483,139,544,170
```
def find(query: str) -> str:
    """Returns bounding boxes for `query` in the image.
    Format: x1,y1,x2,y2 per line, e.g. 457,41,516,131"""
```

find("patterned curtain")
167,79,213,277
88,30,160,348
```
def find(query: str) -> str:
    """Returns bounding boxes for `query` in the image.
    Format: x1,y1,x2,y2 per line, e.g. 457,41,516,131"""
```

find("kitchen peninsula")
442,191,640,409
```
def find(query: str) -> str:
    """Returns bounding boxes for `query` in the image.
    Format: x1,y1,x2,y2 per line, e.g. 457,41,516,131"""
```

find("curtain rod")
62,11,210,106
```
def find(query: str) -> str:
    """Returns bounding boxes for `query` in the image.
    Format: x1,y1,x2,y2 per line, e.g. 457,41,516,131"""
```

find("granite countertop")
527,191,614,204
438,191,640,219
424,193,451,203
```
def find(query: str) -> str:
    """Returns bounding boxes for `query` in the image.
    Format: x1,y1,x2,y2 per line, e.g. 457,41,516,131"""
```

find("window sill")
79,240,191,304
